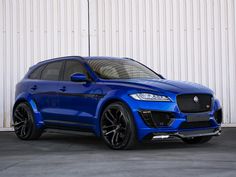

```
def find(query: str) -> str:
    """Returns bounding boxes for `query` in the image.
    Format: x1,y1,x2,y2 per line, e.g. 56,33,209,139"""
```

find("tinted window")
63,60,87,81
87,59,160,79
41,61,63,81
29,65,45,80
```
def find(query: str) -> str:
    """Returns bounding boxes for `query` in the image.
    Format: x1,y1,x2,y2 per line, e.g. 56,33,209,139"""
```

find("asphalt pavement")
0,128,235,177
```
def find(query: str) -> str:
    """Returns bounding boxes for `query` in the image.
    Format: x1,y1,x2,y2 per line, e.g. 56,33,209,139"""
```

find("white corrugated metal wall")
89,0,236,125
0,0,89,130
0,0,236,129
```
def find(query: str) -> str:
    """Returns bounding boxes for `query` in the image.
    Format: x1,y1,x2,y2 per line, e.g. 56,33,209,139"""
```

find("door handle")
30,85,37,91
59,86,66,92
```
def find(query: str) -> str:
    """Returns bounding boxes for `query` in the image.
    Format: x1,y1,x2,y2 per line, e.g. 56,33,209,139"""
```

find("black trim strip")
57,93,104,99
45,125,92,133
36,92,105,99
45,120,93,127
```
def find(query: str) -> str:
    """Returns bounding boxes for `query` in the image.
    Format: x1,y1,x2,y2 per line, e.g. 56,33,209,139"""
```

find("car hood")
103,79,214,95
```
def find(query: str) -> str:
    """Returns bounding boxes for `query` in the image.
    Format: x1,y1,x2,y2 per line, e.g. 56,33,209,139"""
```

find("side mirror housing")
70,73,88,82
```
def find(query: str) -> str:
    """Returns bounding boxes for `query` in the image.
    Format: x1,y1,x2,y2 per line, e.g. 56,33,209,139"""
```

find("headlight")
130,93,171,102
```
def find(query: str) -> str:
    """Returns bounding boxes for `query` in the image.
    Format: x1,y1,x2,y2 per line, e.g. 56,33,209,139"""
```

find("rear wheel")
13,102,43,140
182,136,212,144
100,102,138,150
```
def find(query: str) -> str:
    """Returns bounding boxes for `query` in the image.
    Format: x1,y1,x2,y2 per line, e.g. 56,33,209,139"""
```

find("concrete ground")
0,128,235,177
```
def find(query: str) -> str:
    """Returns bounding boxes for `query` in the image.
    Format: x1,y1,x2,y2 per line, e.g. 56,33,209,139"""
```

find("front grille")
139,111,174,128
177,94,212,113
179,121,213,129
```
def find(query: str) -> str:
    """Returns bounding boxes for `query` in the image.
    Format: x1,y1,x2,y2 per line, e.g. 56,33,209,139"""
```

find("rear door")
29,61,64,123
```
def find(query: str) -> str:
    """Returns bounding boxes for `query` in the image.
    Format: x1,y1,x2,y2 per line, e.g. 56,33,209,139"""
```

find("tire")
100,102,138,150
13,102,43,140
182,136,212,144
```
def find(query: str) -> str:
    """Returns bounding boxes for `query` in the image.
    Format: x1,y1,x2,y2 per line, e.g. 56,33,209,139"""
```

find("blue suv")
13,56,222,149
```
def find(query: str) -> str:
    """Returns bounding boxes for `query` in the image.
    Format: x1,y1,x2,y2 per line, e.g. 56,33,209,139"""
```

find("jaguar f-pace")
13,56,222,149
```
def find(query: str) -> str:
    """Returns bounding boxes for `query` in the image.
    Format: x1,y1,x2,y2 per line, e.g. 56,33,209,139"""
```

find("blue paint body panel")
14,56,222,141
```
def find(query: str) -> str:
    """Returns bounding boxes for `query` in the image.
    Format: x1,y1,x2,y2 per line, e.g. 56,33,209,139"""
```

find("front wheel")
100,102,138,150
182,136,212,144
13,102,43,140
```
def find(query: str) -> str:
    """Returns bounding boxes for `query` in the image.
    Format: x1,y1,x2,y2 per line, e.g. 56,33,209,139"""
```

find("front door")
56,60,101,130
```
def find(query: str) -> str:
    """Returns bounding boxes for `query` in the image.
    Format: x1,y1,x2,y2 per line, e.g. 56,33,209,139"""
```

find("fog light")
152,135,170,139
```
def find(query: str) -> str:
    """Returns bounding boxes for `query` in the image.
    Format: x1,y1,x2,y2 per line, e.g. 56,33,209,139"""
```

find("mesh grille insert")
177,94,212,113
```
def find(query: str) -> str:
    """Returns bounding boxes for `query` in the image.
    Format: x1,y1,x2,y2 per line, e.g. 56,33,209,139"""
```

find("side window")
29,65,45,80
63,60,88,81
41,61,63,81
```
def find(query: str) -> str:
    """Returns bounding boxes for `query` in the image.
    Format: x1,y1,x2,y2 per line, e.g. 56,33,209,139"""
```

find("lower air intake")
179,121,213,129
139,111,174,128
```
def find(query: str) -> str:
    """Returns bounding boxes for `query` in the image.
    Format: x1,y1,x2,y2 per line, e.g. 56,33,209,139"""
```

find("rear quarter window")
28,65,46,80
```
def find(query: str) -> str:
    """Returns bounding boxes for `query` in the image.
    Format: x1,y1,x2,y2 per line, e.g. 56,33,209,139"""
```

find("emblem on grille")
193,96,199,103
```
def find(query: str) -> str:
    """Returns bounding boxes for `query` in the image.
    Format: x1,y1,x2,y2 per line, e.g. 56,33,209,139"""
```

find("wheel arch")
13,93,45,129
94,97,137,137
13,98,28,112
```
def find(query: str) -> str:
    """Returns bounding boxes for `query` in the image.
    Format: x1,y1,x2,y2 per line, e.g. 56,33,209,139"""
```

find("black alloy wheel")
13,102,42,140
101,102,137,150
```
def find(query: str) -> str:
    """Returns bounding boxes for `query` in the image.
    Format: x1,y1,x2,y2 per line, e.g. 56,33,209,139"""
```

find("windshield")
87,59,160,80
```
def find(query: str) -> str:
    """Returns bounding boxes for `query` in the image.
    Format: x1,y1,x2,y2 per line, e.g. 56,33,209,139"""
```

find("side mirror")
70,73,88,82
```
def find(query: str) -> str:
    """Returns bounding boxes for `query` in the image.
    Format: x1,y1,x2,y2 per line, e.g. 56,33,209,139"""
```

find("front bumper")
126,96,222,141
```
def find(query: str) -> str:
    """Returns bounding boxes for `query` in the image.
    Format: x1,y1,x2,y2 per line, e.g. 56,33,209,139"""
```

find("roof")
83,56,129,60
30,56,132,70
37,55,131,64
36,56,81,65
